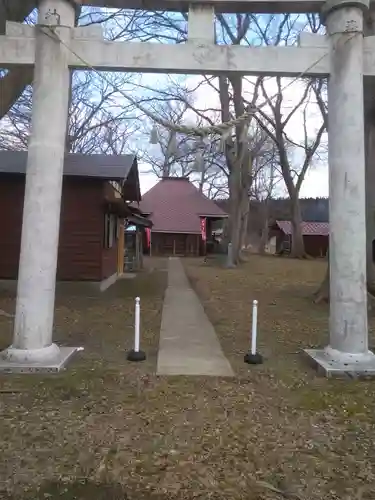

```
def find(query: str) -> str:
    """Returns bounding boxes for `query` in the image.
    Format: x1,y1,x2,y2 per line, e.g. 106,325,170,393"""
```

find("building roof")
126,213,153,228
0,150,141,202
138,177,227,233
275,220,329,236
0,151,138,182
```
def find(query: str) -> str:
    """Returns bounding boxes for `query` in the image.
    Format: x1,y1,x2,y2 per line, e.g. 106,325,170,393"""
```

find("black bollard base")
244,352,263,365
127,349,146,362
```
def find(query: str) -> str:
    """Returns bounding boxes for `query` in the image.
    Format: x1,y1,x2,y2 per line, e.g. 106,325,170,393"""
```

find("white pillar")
364,15,375,280
326,0,372,361
187,4,215,44
3,0,74,363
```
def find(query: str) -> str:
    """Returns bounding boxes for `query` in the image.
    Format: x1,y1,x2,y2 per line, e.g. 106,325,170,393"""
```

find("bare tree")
0,1,37,120
134,82,228,195
0,0,84,121
123,12,327,264
217,13,326,260
142,97,200,178
254,78,326,257
0,71,138,154
250,141,281,253
0,2,148,121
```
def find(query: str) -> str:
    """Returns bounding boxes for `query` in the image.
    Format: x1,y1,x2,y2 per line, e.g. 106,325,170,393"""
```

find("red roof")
139,177,227,233
275,220,329,236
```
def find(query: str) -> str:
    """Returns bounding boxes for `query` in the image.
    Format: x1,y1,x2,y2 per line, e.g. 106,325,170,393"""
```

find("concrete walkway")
157,258,234,377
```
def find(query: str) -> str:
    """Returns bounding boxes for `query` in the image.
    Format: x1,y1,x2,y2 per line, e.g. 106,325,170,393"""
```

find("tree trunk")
219,75,253,266
290,194,306,258
228,170,242,265
278,148,306,258
219,76,239,265
0,1,36,120
226,168,251,265
0,69,33,120
239,182,251,253
314,257,375,310
229,164,252,264
258,201,270,254
0,1,35,33
0,1,82,122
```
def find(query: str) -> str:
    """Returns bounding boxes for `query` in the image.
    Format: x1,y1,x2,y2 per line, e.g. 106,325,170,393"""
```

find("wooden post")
140,229,144,269
117,219,124,274
135,230,140,269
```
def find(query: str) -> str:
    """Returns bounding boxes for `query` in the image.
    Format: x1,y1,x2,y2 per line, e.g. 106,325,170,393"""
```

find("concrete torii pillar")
0,0,79,371
306,0,375,376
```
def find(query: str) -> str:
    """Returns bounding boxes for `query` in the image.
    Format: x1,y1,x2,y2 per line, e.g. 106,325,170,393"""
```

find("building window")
104,214,117,248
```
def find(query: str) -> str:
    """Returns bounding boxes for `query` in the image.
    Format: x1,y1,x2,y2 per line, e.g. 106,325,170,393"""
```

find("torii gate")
0,0,374,375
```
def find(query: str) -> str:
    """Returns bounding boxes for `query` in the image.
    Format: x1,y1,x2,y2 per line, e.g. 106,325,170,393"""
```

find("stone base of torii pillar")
0,0,80,373
305,0,375,377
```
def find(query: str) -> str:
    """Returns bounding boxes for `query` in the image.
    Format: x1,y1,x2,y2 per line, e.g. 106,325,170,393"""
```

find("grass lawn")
185,255,375,499
0,255,374,499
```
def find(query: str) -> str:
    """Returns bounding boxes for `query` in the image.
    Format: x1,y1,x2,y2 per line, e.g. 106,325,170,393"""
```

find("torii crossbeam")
85,0,375,14
0,0,374,376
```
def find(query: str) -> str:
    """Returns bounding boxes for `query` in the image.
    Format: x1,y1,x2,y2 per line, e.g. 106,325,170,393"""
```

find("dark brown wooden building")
138,176,227,256
268,220,329,257
0,151,143,289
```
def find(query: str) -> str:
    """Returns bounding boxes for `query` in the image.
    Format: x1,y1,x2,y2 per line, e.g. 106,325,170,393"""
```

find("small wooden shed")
268,220,329,257
0,151,142,290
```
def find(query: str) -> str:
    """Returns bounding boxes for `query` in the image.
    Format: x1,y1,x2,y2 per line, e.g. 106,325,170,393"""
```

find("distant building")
138,176,227,256
268,220,329,257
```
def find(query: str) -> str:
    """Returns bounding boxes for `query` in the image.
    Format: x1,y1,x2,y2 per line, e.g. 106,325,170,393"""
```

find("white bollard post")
251,300,258,356
134,297,140,352
244,299,263,365
127,297,146,362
